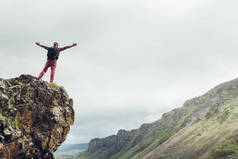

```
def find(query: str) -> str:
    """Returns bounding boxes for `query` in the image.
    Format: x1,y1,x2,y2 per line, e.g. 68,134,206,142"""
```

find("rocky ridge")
79,78,238,159
0,74,74,159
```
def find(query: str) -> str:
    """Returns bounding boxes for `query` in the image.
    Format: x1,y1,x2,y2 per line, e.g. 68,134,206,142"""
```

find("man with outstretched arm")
36,42,77,83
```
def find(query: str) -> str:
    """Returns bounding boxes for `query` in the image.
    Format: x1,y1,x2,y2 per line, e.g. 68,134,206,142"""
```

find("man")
36,42,77,83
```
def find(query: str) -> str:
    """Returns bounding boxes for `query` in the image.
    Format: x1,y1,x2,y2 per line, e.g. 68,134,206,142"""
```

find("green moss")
0,113,19,130
49,83,61,89
8,97,14,108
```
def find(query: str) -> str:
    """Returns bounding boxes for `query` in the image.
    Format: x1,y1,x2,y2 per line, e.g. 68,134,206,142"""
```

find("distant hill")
57,143,88,152
55,143,88,159
79,78,238,159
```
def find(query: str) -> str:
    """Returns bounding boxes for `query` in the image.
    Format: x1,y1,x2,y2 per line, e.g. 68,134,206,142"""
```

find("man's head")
53,42,59,48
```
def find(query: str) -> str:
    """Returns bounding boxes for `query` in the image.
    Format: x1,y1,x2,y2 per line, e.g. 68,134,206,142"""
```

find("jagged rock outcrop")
0,74,74,159
79,78,238,159
85,129,135,159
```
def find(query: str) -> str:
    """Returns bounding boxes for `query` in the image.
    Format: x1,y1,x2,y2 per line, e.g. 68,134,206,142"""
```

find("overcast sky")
1,0,238,145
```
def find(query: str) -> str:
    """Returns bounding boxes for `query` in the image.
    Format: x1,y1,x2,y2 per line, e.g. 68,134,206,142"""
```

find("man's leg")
50,60,57,83
38,60,50,79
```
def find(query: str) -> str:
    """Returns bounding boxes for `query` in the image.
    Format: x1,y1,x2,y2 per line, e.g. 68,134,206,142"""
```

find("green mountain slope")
79,78,238,159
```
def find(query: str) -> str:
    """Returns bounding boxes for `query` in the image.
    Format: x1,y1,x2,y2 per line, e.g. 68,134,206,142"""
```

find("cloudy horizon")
1,0,238,144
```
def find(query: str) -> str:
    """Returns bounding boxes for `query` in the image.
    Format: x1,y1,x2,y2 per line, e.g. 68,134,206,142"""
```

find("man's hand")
60,43,78,51
72,43,77,47
35,42,49,50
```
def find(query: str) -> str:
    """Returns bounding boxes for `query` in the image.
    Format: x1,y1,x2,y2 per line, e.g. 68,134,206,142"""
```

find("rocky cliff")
0,74,74,159
79,78,238,159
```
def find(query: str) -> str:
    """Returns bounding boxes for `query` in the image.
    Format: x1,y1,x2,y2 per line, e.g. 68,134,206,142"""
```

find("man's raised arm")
35,42,49,50
60,43,77,51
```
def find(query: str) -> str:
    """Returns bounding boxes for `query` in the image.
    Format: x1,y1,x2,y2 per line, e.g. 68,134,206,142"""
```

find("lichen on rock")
0,74,74,159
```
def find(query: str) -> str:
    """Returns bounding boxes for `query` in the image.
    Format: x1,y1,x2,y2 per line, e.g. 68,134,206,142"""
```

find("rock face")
86,130,135,159
79,78,238,159
0,75,74,159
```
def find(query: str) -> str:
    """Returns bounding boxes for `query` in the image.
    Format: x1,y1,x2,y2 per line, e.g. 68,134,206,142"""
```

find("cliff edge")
0,74,74,159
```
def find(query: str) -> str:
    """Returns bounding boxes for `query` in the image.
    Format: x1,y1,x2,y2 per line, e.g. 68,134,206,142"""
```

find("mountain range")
78,78,238,159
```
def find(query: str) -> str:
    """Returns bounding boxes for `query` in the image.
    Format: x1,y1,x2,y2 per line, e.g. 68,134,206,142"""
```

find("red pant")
38,60,57,83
